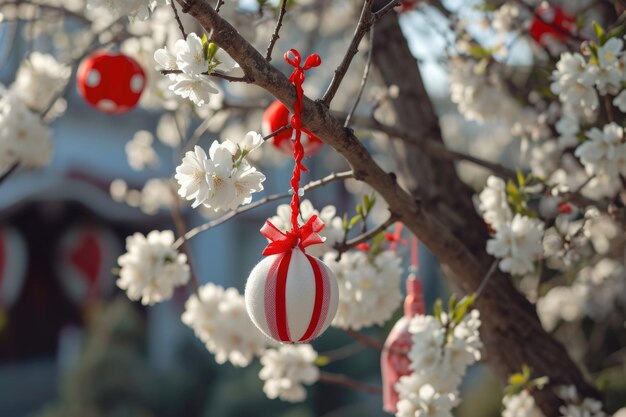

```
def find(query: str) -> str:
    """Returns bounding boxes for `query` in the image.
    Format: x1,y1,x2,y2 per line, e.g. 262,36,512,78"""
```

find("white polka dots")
130,74,145,93
97,99,117,112
86,69,101,87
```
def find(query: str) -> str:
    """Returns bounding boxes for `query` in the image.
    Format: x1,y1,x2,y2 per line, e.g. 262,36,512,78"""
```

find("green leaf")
448,293,458,315
531,376,549,389
356,204,364,217
369,230,387,255
453,294,475,325
349,215,362,228
522,364,532,381
314,356,331,366
342,213,349,232
508,373,527,386
593,21,606,44
201,33,209,59
433,299,443,321
516,169,525,188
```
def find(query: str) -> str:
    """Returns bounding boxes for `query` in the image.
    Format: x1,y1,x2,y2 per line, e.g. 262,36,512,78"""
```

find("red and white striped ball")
245,248,339,343
262,100,324,156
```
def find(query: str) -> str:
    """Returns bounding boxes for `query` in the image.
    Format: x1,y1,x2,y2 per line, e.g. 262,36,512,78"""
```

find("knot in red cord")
261,215,325,256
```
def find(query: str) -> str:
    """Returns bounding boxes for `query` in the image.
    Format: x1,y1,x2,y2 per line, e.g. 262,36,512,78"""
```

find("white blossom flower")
0,90,53,171
169,73,219,107
259,344,319,402
182,283,268,367
613,89,626,113
323,250,402,330
536,285,588,331
555,115,580,149
175,33,208,75
575,123,625,180
592,38,624,95
11,52,71,114
153,45,178,73
395,378,456,417
487,214,544,275
116,230,190,305
140,178,175,214
175,146,212,208
479,176,513,230
408,310,482,393
550,52,598,119
557,385,606,417
269,199,344,257
230,159,266,209
87,0,169,21
502,390,545,417
203,140,237,211
125,130,159,170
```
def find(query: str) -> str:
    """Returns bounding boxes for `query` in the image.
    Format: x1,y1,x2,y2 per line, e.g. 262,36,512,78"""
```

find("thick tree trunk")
371,6,598,415
177,1,600,414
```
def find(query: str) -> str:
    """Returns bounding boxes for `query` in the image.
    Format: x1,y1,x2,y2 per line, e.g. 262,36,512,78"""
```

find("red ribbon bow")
261,215,326,256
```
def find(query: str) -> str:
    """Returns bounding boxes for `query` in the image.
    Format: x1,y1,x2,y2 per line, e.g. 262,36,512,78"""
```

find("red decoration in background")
0,227,28,309
262,100,324,156
398,0,418,12
381,236,425,413
55,224,121,305
77,51,146,114
529,5,575,46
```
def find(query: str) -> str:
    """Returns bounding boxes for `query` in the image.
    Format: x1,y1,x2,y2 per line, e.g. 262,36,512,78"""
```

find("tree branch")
171,0,188,39
318,371,382,395
321,0,375,106
344,26,375,128
0,162,19,186
173,170,353,248
265,0,288,62
333,213,399,255
161,69,252,83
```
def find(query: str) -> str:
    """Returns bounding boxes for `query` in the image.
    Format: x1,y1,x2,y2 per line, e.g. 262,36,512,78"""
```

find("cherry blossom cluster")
154,33,238,106
322,249,403,330
0,52,70,172
395,308,482,417
479,176,544,275
116,230,190,305
87,0,169,21
258,344,319,403
175,132,266,212
182,282,269,367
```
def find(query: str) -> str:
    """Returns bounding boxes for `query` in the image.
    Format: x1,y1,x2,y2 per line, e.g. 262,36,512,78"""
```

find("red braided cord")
284,49,321,233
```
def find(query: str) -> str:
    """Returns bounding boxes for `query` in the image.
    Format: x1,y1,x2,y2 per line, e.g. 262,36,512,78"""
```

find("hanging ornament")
77,51,146,114
262,100,324,156
381,236,425,413
529,5,575,47
55,224,121,306
245,50,338,344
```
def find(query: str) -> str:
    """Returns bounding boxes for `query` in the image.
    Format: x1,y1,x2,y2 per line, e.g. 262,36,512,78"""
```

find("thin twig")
173,171,354,248
319,342,366,362
373,0,402,20
0,0,92,24
344,329,385,350
171,189,201,296
334,213,399,255
0,162,19,186
341,113,517,179
263,124,291,141
318,371,382,395
321,0,375,106
344,26,375,128
214,0,225,13
265,0,288,62
475,259,498,300
161,69,252,83
171,0,188,38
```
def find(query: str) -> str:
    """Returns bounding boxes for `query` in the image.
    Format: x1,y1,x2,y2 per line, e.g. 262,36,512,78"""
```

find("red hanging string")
260,49,322,256
410,235,419,271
